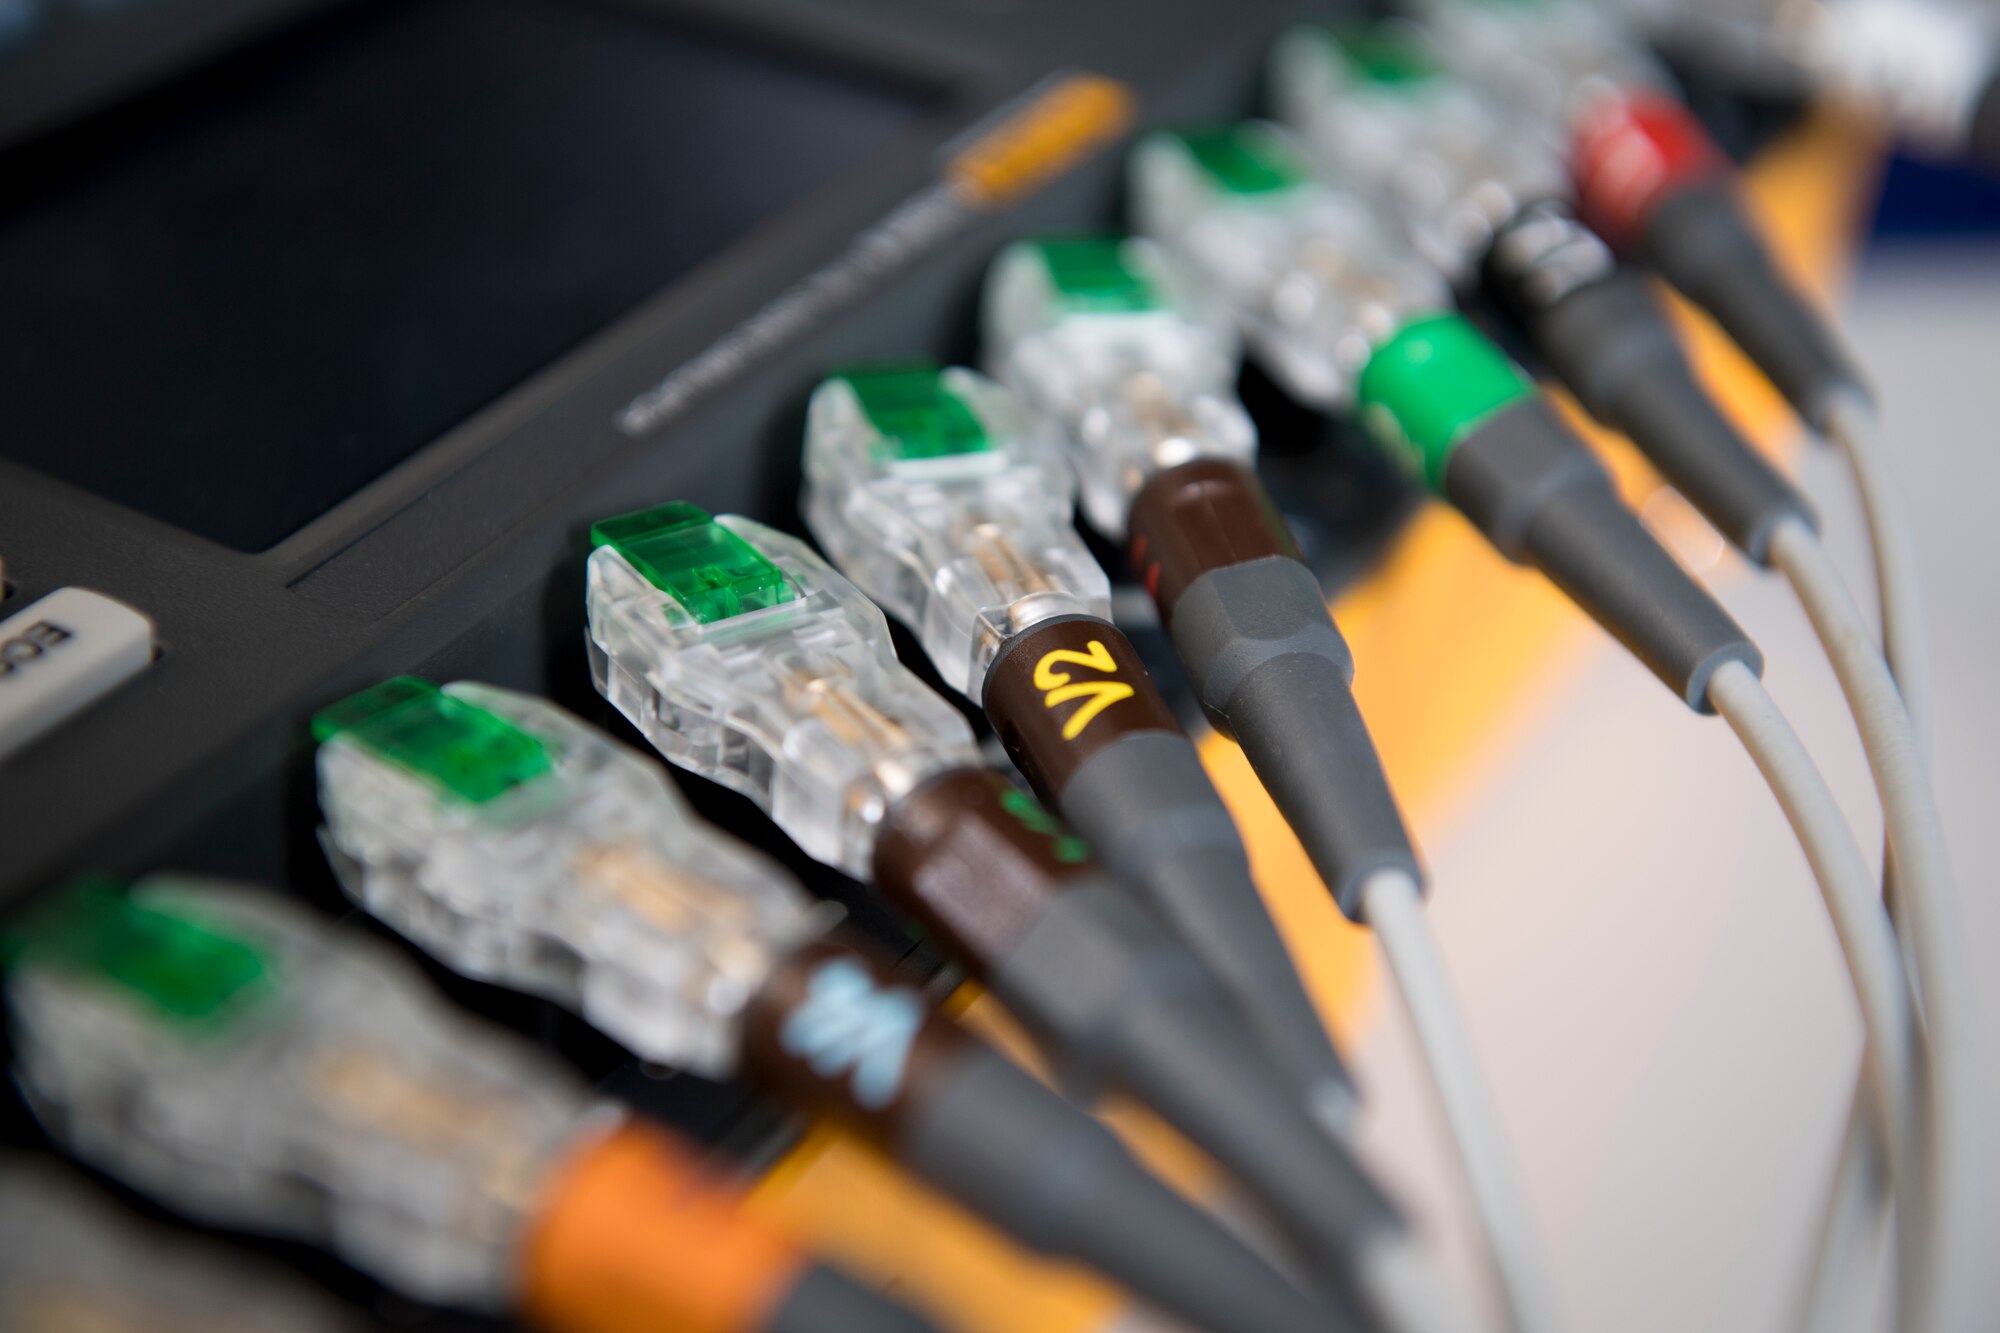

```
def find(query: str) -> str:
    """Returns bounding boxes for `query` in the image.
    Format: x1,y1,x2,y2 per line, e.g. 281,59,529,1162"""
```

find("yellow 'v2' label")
1032,641,1136,740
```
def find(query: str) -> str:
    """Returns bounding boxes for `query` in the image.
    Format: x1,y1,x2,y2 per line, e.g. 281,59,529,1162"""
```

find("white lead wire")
1795,392,1939,1333
1361,866,1565,1333
1823,393,1933,744
1768,517,1981,1333
1704,660,1926,1324
1795,1080,1893,1333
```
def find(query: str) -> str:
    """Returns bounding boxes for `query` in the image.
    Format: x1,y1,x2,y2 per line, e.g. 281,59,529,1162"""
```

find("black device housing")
0,0,1399,1324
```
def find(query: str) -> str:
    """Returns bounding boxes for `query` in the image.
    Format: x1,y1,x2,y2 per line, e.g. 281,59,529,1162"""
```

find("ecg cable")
1272,22,1821,571
983,234,1422,951
1135,118,1959,1333
310,674,1331,1333
1408,0,1871,439
1626,0,2000,167
0,875,941,1333
583,501,1448,1333
794,362,1360,1138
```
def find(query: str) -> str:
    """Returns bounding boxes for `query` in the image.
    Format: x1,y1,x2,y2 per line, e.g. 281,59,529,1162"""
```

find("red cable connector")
1570,89,1730,253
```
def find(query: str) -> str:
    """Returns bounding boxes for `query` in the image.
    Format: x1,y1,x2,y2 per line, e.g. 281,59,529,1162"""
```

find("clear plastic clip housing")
1796,0,1998,150
1129,123,1451,410
2,877,591,1311
1408,0,1672,132
0,1157,364,1333
1269,25,1573,287
801,363,1112,692
314,678,823,1079
983,236,1257,539
586,505,981,878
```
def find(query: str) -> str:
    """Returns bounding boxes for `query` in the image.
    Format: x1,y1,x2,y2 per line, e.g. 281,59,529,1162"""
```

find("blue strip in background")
1871,153,2000,238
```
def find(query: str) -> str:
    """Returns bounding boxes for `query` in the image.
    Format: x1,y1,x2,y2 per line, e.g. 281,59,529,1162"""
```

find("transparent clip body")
3,878,590,1311
1269,26,1574,287
1408,0,1672,132
315,679,823,1079
1786,0,1997,149
587,506,982,878
1129,123,1450,411
983,236,1257,539
0,1157,362,1333
801,364,1112,693
1618,0,1996,145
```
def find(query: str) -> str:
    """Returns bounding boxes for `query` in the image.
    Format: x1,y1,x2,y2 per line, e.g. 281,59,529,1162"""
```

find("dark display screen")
0,0,931,551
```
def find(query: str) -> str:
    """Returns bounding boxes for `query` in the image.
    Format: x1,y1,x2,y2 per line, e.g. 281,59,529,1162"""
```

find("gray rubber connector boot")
1483,202,1816,564
1445,397,1764,710
1644,182,1867,430
987,880,1399,1312
902,1045,1344,1333
1057,732,1357,1129
1170,556,1422,919
767,1265,941,1333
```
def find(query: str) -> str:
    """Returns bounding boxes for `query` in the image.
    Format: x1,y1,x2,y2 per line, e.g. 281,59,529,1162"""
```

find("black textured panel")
0,0,928,550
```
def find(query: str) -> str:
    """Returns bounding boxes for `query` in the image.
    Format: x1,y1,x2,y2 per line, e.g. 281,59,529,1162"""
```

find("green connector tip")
593,502,798,625
1356,313,1537,492
313,676,553,804
3,878,270,1026
1175,126,1306,197
1319,23,1440,86
838,362,991,461
1033,236,1161,314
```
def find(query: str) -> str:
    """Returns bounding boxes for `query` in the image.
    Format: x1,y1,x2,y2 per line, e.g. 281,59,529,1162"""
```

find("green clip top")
1034,237,1162,315
1175,126,1307,197
1356,313,1538,492
2,878,270,1026
838,363,991,461
592,501,798,625
1319,23,1441,87
313,676,553,804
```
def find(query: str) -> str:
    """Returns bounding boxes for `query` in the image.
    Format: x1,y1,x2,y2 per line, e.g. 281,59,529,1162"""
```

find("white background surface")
1346,245,2000,1333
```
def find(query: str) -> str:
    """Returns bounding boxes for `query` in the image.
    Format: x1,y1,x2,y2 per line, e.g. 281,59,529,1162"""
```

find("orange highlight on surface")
520,1119,806,1333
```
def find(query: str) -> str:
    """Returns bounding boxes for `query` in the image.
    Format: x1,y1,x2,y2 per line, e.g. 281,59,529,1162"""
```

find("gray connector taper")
1483,215,1817,564
1055,730,1357,1128
1643,182,1867,431
1169,556,1423,919
768,1265,942,1333
987,879,1398,1310
903,1044,1341,1333
1445,397,1765,710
